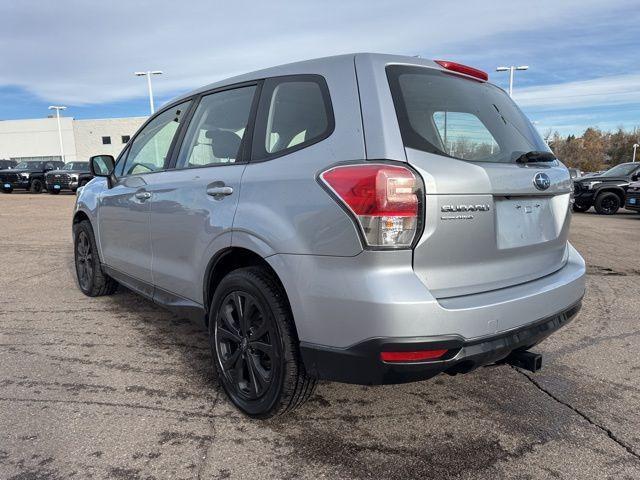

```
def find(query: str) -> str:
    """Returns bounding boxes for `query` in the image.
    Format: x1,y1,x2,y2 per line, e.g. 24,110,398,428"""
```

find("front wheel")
594,192,620,215
73,220,118,296
30,179,43,193
209,267,316,418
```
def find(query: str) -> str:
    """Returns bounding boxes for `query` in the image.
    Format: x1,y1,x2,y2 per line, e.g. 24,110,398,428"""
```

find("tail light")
319,163,423,248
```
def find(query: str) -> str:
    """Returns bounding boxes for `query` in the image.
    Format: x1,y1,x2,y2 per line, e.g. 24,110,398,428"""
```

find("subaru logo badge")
533,172,551,191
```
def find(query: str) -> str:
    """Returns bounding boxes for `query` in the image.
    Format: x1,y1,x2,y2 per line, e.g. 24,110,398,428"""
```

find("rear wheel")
30,179,43,193
594,192,620,215
209,266,316,418
73,220,118,296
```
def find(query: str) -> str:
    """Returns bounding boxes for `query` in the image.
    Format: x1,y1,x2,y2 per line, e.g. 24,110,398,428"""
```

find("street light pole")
496,65,529,96
633,143,639,162
48,105,67,163
134,71,163,114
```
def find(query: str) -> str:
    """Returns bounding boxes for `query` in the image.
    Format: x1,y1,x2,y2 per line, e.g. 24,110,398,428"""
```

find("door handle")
206,186,233,197
135,191,152,200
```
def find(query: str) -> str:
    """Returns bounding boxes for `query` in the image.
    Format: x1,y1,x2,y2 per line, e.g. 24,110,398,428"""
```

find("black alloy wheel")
30,179,43,193
75,230,94,292
215,291,279,401
209,267,316,418
595,192,620,215
72,220,118,296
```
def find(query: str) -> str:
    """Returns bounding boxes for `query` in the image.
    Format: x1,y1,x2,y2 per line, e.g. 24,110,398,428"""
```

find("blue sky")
1,0,638,136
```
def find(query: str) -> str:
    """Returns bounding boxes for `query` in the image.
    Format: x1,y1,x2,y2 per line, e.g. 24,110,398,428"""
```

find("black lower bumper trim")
300,301,582,385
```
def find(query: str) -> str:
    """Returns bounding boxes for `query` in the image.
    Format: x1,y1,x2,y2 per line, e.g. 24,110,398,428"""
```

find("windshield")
601,163,638,177
15,161,43,169
386,65,550,163
63,162,89,171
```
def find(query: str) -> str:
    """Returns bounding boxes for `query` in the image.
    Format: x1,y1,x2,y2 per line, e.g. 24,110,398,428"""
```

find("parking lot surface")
1,192,639,480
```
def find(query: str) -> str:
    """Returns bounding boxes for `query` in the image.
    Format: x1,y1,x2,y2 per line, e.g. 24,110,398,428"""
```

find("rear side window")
387,65,549,163
253,75,333,160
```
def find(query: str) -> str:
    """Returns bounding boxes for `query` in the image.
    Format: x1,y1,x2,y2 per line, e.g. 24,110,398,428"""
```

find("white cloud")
514,74,640,109
0,0,635,106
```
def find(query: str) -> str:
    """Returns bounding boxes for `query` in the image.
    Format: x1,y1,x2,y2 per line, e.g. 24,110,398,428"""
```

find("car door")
147,84,259,303
97,101,191,292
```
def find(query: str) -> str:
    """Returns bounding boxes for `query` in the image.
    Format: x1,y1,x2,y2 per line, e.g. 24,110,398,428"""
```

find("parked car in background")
573,162,640,214
625,180,640,212
568,167,583,179
45,161,93,194
0,159,17,170
0,160,64,193
73,53,585,418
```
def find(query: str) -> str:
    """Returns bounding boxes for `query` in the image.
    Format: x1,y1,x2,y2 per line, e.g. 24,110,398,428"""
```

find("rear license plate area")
495,197,556,249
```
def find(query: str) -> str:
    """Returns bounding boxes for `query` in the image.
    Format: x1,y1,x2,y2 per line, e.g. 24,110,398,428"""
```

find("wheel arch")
595,186,625,204
203,247,294,333
73,209,91,226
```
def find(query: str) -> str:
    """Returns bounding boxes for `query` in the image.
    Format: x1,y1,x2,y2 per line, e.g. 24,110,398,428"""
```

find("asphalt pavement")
1,192,639,479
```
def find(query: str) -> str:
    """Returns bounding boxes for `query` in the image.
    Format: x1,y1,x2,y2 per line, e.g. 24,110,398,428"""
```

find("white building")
0,116,146,163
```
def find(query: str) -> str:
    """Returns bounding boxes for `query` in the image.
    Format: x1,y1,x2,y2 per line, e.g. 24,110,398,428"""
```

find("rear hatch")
386,64,573,298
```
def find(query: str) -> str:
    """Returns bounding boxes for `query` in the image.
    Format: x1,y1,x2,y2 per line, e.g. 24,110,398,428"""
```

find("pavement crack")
196,390,221,480
514,367,640,461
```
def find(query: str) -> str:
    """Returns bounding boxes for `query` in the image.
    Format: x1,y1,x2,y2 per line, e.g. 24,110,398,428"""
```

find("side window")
432,112,500,161
119,101,190,176
176,86,256,169
254,76,332,160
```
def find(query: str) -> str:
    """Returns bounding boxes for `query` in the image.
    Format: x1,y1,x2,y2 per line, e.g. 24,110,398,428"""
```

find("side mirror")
632,172,640,182
90,155,115,177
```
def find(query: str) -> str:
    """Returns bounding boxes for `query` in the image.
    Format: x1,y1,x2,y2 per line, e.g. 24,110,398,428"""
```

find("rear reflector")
320,163,423,248
435,60,488,82
380,349,448,362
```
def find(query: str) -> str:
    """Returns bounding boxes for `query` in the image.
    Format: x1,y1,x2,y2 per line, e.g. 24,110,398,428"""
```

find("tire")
209,266,316,418
30,179,44,193
572,203,590,213
72,220,118,296
1,187,12,194
48,189,60,195
594,192,620,215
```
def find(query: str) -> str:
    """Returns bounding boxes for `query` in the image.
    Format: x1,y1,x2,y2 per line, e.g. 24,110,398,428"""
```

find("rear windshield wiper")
515,151,557,164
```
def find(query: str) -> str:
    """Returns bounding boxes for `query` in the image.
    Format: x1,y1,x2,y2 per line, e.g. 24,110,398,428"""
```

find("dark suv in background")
0,160,65,193
573,162,640,214
0,159,17,170
45,161,93,194
625,180,640,213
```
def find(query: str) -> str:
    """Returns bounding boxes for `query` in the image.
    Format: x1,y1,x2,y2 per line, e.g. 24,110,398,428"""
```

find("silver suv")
73,54,586,418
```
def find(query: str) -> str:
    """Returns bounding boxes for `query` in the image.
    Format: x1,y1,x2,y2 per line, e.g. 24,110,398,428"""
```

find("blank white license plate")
3,183,10,189
630,198,637,205
495,197,556,249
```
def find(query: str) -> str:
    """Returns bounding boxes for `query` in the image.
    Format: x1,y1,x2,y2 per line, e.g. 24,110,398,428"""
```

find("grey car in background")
73,53,586,418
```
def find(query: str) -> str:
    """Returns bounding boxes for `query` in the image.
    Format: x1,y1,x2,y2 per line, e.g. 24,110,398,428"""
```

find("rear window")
386,65,549,163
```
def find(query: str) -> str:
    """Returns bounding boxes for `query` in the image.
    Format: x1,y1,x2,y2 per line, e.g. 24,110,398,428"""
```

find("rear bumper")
301,301,581,385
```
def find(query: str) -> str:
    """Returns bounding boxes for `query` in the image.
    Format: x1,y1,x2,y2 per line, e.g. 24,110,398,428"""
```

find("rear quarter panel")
233,55,366,256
